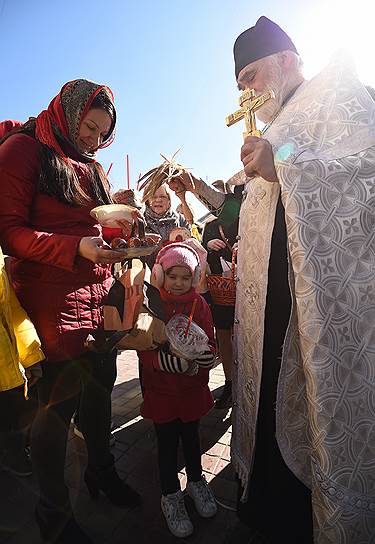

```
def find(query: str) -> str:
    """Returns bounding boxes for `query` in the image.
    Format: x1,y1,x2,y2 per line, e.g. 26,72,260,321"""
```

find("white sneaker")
161,490,193,538
187,476,217,518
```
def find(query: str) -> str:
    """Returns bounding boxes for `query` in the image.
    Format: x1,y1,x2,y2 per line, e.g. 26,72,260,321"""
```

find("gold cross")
226,88,275,139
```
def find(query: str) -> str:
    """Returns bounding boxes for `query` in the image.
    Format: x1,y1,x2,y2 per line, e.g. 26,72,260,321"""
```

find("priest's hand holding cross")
226,88,278,182
240,136,278,181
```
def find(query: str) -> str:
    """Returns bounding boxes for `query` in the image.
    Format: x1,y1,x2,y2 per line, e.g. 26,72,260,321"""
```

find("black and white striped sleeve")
157,350,189,373
194,350,216,369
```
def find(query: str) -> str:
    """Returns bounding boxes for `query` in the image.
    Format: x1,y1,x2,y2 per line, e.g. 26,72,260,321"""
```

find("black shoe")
215,381,232,409
36,508,93,543
84,465,142,508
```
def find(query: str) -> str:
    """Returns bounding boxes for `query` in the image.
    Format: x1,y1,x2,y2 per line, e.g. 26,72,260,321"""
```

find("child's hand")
185,362,199,376
194,350,216,369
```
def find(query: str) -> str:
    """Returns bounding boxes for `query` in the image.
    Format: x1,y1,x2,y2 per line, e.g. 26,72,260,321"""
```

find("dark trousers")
0,385,36,453
0,385,29,432
154,418,202,496
31,351,117,516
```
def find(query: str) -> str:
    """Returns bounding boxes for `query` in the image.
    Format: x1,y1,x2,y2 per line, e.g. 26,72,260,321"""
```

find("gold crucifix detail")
226,88,275,139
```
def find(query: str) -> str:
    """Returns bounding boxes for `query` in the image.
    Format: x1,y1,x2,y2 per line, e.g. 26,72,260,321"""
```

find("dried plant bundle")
138,150,194,203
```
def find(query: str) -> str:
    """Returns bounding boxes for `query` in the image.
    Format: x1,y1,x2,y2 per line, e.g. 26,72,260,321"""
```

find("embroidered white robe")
231,53,375,543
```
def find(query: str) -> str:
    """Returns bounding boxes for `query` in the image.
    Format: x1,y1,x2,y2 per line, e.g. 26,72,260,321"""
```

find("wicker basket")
206,250,236,307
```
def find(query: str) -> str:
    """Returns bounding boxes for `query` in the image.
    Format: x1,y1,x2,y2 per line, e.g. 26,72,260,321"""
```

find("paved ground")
0,350,247,544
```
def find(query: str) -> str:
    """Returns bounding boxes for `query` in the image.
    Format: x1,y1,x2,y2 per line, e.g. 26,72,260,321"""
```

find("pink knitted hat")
156,242,200,275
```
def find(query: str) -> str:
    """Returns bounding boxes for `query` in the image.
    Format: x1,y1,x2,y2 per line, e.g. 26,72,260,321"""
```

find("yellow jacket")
0,248,44,392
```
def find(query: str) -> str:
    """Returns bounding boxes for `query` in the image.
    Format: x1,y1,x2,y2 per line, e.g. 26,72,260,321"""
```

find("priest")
172,16,375,544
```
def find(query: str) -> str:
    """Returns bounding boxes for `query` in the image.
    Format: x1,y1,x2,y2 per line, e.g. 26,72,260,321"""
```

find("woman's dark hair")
39,145,112,206
38,144,113,207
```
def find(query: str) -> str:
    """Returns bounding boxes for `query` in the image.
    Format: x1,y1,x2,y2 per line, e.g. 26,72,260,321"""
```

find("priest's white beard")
256,58,290,124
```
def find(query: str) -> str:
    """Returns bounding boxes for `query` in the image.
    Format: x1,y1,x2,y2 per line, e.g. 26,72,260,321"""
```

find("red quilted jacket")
139,288,215,423
0,134,112,362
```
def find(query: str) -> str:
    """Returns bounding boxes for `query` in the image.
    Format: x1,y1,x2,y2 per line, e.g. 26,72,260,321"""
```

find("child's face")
164,266,193,295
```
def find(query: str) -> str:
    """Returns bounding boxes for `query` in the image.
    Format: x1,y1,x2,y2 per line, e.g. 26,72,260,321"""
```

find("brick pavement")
0,350,244,544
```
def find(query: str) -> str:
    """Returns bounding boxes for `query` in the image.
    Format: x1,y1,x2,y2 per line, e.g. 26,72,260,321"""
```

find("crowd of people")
1,13,374,544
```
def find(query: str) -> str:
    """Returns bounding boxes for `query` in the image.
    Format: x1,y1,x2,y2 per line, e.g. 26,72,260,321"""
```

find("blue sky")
1,0,373,216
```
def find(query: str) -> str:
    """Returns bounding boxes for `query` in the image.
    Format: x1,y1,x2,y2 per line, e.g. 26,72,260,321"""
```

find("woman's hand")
78,236,125,265
207,239,226,251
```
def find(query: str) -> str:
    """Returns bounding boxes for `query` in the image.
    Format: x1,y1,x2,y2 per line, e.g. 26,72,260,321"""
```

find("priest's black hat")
234,16,298,79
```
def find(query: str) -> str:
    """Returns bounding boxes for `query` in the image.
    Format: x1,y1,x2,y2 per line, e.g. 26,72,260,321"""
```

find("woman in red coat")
0,80,140,543
138,243,217,538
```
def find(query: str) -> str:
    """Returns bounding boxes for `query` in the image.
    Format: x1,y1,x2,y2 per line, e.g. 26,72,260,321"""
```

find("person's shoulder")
204,216,219,228
0,120,23,139
1,133,39,154
0,133,40,173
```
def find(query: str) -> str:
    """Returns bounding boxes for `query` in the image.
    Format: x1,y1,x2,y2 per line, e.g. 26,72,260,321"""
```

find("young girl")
138,242,217,538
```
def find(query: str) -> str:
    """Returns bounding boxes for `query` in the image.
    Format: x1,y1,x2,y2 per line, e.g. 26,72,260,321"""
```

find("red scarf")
34,79,115,162
159,287,198,318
